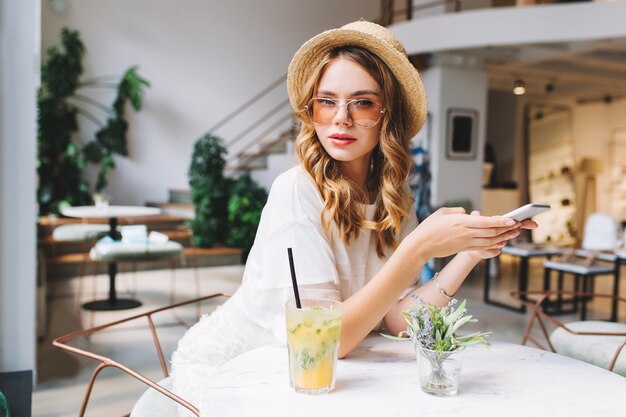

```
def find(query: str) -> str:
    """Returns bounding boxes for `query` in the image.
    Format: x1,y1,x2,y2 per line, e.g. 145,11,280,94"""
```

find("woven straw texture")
287,20,427,138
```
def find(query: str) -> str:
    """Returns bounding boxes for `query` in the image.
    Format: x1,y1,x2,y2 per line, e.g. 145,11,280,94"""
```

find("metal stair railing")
224,97,291,151
206,73,287,136
228,114,298,172
206,0,512,170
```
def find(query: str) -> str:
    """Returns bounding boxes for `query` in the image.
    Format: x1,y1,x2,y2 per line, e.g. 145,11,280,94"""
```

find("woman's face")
313,57,383,181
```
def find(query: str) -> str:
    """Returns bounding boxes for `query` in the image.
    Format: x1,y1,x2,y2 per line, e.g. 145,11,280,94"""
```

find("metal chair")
542,212,622,321
53,293,230,417
512,290,626,377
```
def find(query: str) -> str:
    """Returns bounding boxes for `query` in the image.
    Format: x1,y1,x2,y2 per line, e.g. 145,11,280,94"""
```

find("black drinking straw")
287,247,302,309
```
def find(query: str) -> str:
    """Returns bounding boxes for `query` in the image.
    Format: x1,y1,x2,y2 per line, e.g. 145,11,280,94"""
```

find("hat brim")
287,26,427,138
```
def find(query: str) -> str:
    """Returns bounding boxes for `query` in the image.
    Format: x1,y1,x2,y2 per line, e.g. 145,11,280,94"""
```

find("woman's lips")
328,133,356,146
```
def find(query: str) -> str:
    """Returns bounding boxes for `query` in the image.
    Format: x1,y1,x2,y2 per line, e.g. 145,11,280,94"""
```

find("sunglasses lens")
307,99,382,127
348,100,381,127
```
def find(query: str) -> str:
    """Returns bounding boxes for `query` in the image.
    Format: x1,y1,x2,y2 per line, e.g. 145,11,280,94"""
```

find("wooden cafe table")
61,205,161,311
132,334,626,417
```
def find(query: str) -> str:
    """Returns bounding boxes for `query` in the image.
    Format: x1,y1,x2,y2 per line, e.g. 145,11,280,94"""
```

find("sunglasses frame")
304,97,386,128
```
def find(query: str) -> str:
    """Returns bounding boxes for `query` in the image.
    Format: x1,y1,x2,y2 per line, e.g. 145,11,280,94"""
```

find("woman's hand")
462,211,511,260
463,211,539,261
405,207,521,260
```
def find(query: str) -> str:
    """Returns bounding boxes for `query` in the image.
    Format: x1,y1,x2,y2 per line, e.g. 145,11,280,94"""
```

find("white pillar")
420,55,488,211
0,0,39,374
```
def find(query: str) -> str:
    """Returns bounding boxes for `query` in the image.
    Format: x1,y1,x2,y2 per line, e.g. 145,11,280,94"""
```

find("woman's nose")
333,104,352,126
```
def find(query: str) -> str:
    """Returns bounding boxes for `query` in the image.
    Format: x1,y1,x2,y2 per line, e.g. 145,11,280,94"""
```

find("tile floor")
33,255,625,416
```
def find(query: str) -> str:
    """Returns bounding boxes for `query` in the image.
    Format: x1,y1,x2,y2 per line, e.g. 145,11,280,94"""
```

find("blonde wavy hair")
294,46,414,258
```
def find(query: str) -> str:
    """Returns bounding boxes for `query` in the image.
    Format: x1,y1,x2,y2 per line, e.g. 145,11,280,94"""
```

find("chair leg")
581,275,589,321
130,262,138,298
89,264,98,330
556,271,564,312
169,262,177,306
75,257,87,319
612,264,620,322
543,267,552,313
194,258,200,320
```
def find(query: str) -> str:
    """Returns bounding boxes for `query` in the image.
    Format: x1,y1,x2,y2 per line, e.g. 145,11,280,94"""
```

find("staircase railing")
206,73,287,136
211,0,504,173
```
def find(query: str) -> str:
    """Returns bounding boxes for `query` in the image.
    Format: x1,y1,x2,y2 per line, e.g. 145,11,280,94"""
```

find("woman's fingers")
471,229,520,247
464,215,517,229
520,219,538,230
468,225,520,238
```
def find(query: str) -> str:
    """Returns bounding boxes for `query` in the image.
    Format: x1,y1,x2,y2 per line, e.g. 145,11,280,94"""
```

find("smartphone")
503,203,550,221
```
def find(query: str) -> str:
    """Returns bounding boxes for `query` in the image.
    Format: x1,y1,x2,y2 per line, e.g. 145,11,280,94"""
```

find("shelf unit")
527,109,577,244
609,129,626,223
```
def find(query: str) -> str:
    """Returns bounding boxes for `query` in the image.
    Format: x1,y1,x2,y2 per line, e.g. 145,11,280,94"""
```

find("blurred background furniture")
37,223,111,339
61,205,161,310
525,104,577,246
483,242,561,313
84,235,184,325
53,293,230,417
514,290,626,377
542,212,622,321
578,157,604,241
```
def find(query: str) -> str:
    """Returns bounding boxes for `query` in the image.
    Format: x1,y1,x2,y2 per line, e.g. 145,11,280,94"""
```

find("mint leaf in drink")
296,351,316,369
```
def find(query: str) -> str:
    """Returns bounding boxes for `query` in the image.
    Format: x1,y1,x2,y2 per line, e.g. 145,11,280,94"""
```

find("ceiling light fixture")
513,79,526,96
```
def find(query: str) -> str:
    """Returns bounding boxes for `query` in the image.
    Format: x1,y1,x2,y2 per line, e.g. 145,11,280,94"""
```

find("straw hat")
287,20,427,138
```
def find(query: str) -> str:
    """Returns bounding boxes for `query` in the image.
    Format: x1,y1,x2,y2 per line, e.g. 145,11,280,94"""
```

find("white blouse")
171,165,418,415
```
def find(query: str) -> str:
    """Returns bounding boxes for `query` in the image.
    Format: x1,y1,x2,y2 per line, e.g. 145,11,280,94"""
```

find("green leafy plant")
187,134,231,247
226,173,268,259
37,27,149,215
187,135,268,251
384,298,491,393
384,298,491,351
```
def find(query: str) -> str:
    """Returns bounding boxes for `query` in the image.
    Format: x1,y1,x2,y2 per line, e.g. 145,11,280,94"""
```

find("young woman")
171,20,535,410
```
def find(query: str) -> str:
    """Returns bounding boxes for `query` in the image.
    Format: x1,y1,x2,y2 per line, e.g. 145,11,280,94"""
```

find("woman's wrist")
399,233,429,269
405,228,436,262
458,250,483,264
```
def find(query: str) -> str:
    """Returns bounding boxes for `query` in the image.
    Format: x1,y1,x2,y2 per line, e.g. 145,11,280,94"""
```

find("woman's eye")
318,98,336,107
354,99,374,108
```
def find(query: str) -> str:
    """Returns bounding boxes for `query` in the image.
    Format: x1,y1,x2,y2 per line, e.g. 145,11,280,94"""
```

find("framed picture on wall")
446,109,478,160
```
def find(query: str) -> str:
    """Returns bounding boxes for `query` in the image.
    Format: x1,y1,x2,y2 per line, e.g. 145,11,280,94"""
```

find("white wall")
0,0,39,373
41,0,379,203
421,64,488,210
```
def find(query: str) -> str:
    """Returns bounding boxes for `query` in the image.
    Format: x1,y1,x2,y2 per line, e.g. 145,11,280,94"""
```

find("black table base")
483,256,529,313
81,216,142,311
83,298,142,311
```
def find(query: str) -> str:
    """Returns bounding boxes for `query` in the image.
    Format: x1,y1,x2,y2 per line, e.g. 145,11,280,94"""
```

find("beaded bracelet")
434,272,456,299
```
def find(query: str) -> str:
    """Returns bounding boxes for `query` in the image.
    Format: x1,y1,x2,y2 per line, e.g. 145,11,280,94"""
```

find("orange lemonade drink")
286,299,342,394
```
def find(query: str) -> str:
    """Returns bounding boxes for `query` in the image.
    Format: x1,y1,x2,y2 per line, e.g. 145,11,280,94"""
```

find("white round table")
61,205,161,219
189,335,626,417
61,205,161,310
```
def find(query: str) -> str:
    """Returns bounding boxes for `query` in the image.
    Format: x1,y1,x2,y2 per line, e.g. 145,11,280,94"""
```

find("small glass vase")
416,345,464,396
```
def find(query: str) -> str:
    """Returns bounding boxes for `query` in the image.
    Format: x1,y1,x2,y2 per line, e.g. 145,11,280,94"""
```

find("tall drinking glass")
285,298,342,394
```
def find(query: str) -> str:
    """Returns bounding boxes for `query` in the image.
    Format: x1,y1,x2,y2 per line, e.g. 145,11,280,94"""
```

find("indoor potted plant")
385,297,491,396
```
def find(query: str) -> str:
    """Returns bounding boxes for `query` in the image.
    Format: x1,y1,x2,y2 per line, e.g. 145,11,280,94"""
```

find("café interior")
2,0,626,416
